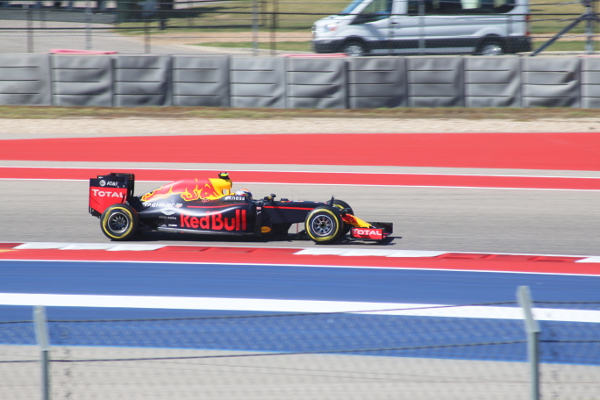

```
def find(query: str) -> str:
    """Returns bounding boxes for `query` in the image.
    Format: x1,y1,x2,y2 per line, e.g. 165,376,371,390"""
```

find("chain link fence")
1,288,599,400
0,0,598,55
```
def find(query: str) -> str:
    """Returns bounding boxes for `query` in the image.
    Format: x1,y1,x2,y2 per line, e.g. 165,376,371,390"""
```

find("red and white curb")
1,242,599,263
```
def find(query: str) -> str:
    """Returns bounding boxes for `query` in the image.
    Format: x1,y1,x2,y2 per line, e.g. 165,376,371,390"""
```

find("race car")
89,172,393,244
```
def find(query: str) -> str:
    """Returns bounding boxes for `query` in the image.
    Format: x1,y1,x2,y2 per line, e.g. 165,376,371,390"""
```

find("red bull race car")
89,172,393,244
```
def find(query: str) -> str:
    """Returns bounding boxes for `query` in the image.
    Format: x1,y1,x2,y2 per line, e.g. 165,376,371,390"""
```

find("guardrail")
1,53,599,108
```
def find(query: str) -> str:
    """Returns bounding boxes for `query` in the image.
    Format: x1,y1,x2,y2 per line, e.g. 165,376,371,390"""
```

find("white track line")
0,293,598,323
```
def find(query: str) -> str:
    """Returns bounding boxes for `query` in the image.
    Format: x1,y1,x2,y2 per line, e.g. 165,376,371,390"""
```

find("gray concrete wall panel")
231,84,282,97
522,58,580,108
114,55,171,107
287,58,347,109
408,57,464,107
466,70,516,83
466,83,519,97
0,54,51,106
231,70,284,85
51,55,113,107
230,58,285,108
465,57,520,108
581,58,600,109
172,56,229,107
467,97,519,108
348,57,405,108
581,98,600,108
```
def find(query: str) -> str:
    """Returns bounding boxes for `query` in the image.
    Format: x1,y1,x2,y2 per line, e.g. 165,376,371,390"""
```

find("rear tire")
100,204,139,241
305,206,344,244
477,40,505,56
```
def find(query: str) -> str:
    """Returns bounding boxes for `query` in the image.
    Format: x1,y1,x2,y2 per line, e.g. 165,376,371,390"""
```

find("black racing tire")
331,199,354,216
305,205,344,244
477,39,505,56
342,41,367,57
100,204,139,241
331,199,354,235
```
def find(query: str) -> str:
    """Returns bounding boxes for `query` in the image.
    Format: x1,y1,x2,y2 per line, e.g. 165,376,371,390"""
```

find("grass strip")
1,106,599,120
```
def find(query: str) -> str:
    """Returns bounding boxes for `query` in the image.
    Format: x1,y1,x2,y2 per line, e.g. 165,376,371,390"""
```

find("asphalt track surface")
1,132,600,254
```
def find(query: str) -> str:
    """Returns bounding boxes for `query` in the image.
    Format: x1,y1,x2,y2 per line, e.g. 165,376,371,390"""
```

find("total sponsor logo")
351,228,384,240
180,210,247,231
91,188,125,198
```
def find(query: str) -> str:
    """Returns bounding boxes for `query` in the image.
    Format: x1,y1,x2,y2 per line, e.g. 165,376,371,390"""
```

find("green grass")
532,39,599,53
2,106,600,120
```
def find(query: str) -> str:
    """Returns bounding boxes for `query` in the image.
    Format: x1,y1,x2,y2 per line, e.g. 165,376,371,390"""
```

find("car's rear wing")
89,173,135,217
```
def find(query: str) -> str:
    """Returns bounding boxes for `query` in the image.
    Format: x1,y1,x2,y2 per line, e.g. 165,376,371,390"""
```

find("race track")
1,129,599,400
1,178,599,255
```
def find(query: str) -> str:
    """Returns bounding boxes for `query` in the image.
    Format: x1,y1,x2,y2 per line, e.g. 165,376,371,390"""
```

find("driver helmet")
235,189,252,199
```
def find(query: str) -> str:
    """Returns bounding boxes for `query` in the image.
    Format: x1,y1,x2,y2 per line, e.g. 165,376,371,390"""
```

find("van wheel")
342,41,366,57
478,40,505,56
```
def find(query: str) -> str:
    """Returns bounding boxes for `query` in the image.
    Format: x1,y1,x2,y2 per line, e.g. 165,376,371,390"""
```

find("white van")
311,0,530,56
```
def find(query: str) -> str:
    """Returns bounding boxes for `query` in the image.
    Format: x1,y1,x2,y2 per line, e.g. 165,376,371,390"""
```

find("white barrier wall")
0,54,595,109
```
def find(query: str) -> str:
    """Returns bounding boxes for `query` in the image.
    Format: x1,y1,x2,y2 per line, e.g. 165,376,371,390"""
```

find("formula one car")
89,172,393,244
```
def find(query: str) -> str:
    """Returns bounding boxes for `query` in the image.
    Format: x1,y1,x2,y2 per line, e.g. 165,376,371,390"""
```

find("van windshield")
340,0,367,15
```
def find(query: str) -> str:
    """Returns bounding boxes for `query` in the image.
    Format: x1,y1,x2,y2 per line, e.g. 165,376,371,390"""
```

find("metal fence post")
517,286,540,400
34,305,50,400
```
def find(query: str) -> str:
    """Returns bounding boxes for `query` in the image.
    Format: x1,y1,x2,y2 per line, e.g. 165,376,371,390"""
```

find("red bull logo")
180,209,247,231
141,179,219,202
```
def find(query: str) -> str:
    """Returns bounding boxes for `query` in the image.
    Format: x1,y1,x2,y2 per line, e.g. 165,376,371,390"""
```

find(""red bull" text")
180,210,247,231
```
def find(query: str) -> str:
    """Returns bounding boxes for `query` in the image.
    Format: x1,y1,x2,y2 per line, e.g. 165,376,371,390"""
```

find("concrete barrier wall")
348,58,406,109
0,54,597,109
52,55,113,107
230,58,286,108
465,58,521,108
114,55,171,107
172,56,229,107
287,58,347,109
581,58,600,109
522,58,580,108
0,54,51,106
408,57,465,107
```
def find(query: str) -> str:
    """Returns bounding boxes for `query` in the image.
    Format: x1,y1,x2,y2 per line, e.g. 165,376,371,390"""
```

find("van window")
407,0,515,15
355,0,394,22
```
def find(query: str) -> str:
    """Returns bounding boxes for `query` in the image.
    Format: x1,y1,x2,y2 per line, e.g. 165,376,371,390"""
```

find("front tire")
331,199,353,235
305,206,344,244
100,204,139,241
342,41,366,57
